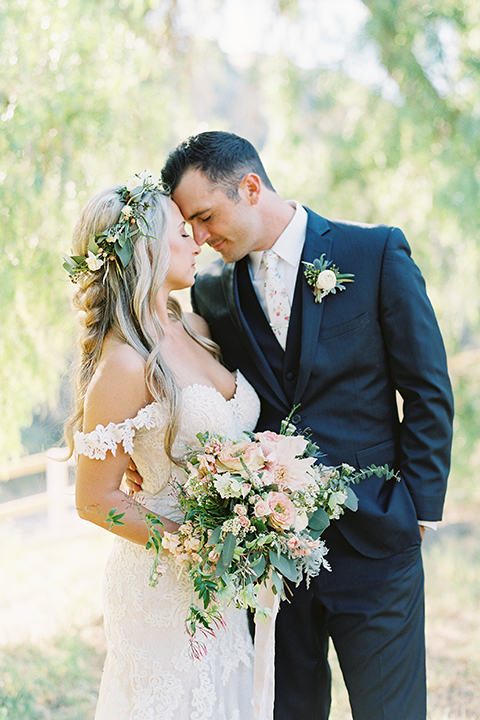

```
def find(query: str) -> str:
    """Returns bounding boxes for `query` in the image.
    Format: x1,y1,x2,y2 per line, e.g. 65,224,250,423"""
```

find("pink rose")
266,491,296,530
241,483,251,497
253,499,271,518
234,504,248,516
238,515,251,529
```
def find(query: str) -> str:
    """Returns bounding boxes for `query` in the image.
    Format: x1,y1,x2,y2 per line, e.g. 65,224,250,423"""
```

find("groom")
161,131,453,719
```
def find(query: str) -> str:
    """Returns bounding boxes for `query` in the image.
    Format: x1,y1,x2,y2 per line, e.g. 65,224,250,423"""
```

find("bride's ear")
238,173,262,205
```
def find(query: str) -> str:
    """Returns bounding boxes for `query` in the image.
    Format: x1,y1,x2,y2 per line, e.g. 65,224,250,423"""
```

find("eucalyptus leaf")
249,554,266,579
115,240,133,267
207,525,223,546
268,549,298,582
344,486,358,511
308,506,330,532
270,570,284,595
215,532,236,576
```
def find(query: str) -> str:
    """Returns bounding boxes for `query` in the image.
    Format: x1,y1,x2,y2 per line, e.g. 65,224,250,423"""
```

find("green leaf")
128,185,143,198
207,525,223,546
268,549,298,582
249,554,266,579
221,531,236,566
215,532,236,576
344,486,358,511
115,239,133,267
308,506,330,532
270,569,284,595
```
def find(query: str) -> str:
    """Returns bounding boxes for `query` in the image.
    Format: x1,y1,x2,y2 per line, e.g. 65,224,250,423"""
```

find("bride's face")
165,200,200,291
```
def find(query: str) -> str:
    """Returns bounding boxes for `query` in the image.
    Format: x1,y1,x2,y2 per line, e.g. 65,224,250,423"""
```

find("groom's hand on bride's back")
124,459,143,494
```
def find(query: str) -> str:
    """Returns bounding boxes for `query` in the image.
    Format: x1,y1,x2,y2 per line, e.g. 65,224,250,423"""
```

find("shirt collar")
249,201,308,277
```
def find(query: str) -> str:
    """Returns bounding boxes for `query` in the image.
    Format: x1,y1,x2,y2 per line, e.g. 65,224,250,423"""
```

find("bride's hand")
124,459,144,494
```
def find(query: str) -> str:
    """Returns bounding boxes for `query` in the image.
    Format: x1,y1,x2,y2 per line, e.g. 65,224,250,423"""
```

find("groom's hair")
161,131,275,199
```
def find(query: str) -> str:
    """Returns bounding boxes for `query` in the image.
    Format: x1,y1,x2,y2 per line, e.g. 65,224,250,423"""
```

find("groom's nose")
192,225,210,246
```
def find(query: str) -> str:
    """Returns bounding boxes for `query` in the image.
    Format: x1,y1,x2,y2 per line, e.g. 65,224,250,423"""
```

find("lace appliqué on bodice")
74,371,260,720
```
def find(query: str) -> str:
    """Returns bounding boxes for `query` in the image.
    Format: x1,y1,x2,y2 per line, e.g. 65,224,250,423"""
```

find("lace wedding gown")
75,371,260,720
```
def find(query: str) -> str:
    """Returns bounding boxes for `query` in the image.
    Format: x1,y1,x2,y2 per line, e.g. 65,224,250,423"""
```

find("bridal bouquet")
143,418,397,654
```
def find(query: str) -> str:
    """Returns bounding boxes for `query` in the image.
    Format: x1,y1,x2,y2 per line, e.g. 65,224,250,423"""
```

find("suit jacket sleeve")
379,227,454,521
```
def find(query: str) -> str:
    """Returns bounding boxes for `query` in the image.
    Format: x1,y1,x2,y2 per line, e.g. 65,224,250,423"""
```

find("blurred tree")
0,0,195,458
1,0,479,465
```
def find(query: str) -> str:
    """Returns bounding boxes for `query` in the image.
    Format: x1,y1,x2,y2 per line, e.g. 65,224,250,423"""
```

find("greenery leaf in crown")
62,170,162,282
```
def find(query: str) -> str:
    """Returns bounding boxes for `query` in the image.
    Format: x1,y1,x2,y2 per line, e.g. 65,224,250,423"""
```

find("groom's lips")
209,239,225,253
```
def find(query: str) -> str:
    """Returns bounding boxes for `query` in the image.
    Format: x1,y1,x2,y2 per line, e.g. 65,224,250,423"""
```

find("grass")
0,635,104,720
0,497,479,720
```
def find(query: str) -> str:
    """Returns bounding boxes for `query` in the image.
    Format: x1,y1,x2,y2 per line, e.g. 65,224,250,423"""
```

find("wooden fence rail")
0,449,75,533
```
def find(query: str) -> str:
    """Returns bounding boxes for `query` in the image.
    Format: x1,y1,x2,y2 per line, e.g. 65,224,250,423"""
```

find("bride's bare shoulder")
185,312,211,339
84,337,149,427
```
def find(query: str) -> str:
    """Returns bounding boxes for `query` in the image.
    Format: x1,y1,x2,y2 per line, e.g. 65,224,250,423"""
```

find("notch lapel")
293,211,332,405
221,260,291,413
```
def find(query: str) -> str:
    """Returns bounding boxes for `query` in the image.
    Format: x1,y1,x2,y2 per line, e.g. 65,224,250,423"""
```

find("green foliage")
2,0,479,465
104,507,125,529
0,0,194,460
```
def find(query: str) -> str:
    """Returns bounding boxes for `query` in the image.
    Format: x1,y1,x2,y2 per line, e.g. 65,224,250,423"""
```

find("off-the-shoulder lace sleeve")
74,402,165,460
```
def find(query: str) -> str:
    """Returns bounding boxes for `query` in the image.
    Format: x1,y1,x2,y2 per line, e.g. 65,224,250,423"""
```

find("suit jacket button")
286,371,295,381
292,413,301,424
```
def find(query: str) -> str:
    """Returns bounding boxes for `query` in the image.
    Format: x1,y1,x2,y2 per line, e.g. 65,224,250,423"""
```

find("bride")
64,171,258,719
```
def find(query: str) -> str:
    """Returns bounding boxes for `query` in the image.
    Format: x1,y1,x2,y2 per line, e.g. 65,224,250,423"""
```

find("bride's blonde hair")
64,184,219,463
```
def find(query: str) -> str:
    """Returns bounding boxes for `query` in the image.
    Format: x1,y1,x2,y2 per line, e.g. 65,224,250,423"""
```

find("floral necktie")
262,249,291,350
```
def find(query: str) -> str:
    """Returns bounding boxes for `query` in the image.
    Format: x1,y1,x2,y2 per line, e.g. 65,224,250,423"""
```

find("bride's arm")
75,343,180,544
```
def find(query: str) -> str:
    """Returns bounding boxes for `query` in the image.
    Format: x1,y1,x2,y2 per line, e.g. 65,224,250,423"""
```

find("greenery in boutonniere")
303,254,354,303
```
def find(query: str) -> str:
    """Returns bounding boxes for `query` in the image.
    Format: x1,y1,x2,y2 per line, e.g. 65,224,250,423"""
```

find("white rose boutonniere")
303,254,354,303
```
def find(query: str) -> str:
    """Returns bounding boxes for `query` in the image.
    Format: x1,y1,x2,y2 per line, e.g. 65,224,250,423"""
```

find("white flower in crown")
121,205,134,218
85,250,104,271
139,169,159,185
125,175,140,192
303,254,354,303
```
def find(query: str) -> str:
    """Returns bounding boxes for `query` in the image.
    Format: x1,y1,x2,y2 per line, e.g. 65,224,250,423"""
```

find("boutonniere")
303,254,355,303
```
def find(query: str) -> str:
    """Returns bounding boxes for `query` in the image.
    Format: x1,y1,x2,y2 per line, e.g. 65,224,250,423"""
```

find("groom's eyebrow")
187,207,210,222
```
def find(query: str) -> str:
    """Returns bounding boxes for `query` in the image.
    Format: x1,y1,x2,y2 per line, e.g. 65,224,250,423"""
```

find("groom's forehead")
174,170,230,219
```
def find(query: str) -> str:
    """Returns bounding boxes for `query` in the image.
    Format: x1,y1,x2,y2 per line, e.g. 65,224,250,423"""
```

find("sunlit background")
1,1,479,717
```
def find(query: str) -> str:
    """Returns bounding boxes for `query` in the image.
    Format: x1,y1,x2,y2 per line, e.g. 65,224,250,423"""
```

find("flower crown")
62,170,163,282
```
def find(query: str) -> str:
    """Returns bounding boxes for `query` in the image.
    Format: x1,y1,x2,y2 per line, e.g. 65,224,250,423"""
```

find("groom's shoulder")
194,257,229,299
195,257,227,284
306,207,405,250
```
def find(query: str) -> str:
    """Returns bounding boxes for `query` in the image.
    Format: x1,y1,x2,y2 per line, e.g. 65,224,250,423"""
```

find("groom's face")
172,168,262,263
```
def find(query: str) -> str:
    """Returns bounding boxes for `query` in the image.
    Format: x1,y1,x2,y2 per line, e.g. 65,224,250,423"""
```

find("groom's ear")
238,173,262,205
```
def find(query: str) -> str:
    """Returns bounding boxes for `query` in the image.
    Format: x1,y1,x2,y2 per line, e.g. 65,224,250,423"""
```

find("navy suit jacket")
191,208,454,559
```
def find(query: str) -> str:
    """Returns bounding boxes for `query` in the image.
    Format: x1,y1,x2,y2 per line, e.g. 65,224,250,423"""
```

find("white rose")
121,205,133,218
85,251,104,271
139,169,159,185
293,512,309,532
316,269,337,292
125,176,140,192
